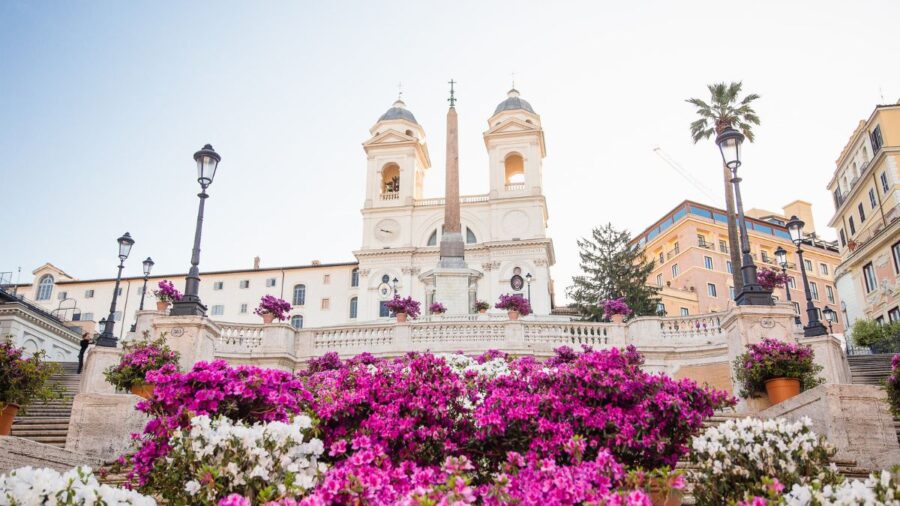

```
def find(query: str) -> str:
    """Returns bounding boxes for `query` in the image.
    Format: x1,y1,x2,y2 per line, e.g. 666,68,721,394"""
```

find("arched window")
292,284,306,306
427,230,438,246
382,163,400,194
349,297,358,319
504,153,525,185
36,274,54,300
466,227,477,244
351,268,359,287
291,315,304,329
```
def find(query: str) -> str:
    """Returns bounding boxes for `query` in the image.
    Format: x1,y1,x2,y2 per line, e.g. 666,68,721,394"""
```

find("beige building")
633,200,845,334
826,102,900,327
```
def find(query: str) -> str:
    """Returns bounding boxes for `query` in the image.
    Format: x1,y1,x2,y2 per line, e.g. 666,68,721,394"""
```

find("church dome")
494,89,535,115
378,99,418,124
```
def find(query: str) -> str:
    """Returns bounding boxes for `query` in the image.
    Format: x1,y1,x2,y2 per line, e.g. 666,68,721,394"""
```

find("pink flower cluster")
429,302,447,314
888,354,900,416
743,338,814,368
254,295,292,320
494,293,532,316
152,280,183,303
756,268,788,291
385,295,421,318
103,339,180,391
602,297,631,317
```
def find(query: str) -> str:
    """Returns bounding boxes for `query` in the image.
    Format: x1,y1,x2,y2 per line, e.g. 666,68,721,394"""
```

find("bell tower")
363,99,430,208
483,89,546,198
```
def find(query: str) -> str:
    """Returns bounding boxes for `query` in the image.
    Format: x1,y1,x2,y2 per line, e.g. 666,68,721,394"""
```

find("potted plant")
385,295,420,322
473,300,490,314
602,298,631,324
153,280,183,311
104,333,180,399
254,295,292,324
733,338,823,404
0,342,64,435
495,293,531,320
756,267,788,292
429,302,447,316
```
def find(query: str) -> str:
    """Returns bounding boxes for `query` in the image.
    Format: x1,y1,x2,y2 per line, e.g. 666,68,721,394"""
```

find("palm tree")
687,82,760,294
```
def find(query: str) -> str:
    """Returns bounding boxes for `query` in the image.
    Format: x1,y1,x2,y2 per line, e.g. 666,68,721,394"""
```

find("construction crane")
653,147,722,206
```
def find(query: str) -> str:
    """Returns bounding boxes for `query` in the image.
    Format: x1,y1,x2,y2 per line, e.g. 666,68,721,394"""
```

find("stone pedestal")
422,267,482,315
78,346,124,395
150,315,218,370
65,394,149,461
798,334,851,385
759,384,900,471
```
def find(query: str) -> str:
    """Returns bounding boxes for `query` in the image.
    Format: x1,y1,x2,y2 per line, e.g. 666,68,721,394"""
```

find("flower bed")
254,295,292,321
104,333,180,392
733,338,823,398
494,293,531,316
384,295,421,318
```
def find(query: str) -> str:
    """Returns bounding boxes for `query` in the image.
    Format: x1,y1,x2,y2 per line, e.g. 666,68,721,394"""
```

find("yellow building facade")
633,200,845,334
826,103,900,326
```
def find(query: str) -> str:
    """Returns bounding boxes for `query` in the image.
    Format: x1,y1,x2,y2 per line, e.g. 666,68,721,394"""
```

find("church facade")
10,89,557,332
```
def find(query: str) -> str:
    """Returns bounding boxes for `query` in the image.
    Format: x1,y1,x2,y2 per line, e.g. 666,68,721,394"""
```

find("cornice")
0,304,81,344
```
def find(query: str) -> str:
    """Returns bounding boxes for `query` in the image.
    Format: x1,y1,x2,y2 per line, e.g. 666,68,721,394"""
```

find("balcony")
380,192,399,201
697,240,713,250
505,183,525,192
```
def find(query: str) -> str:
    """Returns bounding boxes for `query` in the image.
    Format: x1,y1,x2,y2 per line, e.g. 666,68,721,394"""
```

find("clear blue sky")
2,1,898,298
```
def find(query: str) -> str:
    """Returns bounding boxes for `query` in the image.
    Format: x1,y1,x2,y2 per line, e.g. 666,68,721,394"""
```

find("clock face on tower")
374,219,401,242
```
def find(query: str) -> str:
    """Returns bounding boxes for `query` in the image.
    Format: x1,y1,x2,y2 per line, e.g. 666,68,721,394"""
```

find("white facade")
0,292,82,361
13,90,556,331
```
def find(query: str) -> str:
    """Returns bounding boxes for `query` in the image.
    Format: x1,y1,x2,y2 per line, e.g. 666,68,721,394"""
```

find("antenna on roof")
397,81,403,101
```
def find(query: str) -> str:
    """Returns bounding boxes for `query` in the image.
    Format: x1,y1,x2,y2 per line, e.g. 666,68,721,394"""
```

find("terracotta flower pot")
130,383,156,400
478,309,487,314
261,313,275,324
765,377,801,404
0,403,20,436
396,312,408,323
508,310,520,321
649,488,683,506
156,301,170,312
611,314,626,324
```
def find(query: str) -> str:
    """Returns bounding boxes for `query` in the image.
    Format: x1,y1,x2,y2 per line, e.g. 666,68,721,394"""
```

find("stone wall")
0,436,102,473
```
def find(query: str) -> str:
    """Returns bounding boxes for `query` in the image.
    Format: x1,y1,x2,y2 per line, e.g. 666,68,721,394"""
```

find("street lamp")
97,232,135,347
525,273,533,302
774,246,801,325
823,306,837,334
171,144,221,317
715,127,772,306
391,277,399,295
130,257,155,332
786,215,827,337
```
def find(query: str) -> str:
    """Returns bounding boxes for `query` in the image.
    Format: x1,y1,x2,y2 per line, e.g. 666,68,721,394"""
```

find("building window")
671,264,679,277
427,230,438,246
351,268,359,287
889,307,900,323
792,302,800,316
876,316,885,326
504,153,525,185
892,241,900,274
82,312,93,321
239,304,248,314
291,315,304,329
36,274,54,300
826,285,835,304
726,261,733,274
839,229,846,247
466,227,477,244
349,297,358,319
680,307,689,316
85,289,94,298
673,242,680,254
863,262,877,293
869,188,877,209
788,276,796,289
858,203,866,223
719,240,728,253
266,278,277,287
655,303,666,315
211,305,224,316
239,280,250,289
58,291,68,300
213,281,224,290
704,256,713,270
321,298,330,310
804,259,813,272
656,274,663,287
816,308,823,321
292,284,306,305
810,282,819,300
707,283,717,297
323,274,331,285
379,301,391,317
881,172,889,193
729,286,736,299
697,234,708,247
849,217,856,235
871,125,884,153
382,163,400,194
819,263,829,276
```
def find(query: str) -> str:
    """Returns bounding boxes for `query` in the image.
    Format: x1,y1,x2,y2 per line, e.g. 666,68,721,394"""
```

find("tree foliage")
567,224,660,320
686,81,761,142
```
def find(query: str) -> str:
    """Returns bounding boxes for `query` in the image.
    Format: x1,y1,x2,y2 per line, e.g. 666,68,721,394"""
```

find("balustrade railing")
414,194,490,207
312,325,395,350
380,193,399,201
657,313,723,339
410,321,507,344
504,183,525,192
218,323,266,349
523,322,616,347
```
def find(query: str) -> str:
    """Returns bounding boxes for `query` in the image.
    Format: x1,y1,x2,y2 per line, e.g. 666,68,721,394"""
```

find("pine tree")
567,224,660,320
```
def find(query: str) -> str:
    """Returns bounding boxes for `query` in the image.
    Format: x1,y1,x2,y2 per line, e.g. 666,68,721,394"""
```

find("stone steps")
846,353,900,444
10,363,80,448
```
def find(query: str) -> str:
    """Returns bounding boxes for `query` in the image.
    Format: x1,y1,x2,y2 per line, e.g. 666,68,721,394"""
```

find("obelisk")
439,79,466,268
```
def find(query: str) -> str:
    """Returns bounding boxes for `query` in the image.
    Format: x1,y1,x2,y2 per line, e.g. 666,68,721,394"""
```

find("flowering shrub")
384,295,421,318
429,301,447,314
104,333,180,391
254,295,292,321
690,417,840,505
152,280,183,303
757,268,789,291
733,338,824,398
473,300,490,312
0,466,154,505
602,297,631,318
889,355,900,417
0,342,63,412
494,293,532,316
144,415,324,505
782,469,900,505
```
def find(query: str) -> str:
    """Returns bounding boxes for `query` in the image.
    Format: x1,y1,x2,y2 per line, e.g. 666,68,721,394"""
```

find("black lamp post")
171,144,221,317
716,127,772,306
391,277,399,295
97,232,135,347
97,318,106,339
786,215,827,337
823,306,837,334
525,273,533,302
774,246,801,325
130,257,155,332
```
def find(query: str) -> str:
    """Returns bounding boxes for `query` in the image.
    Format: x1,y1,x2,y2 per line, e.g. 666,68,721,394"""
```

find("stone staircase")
846,353,900,443
10,362,80,447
